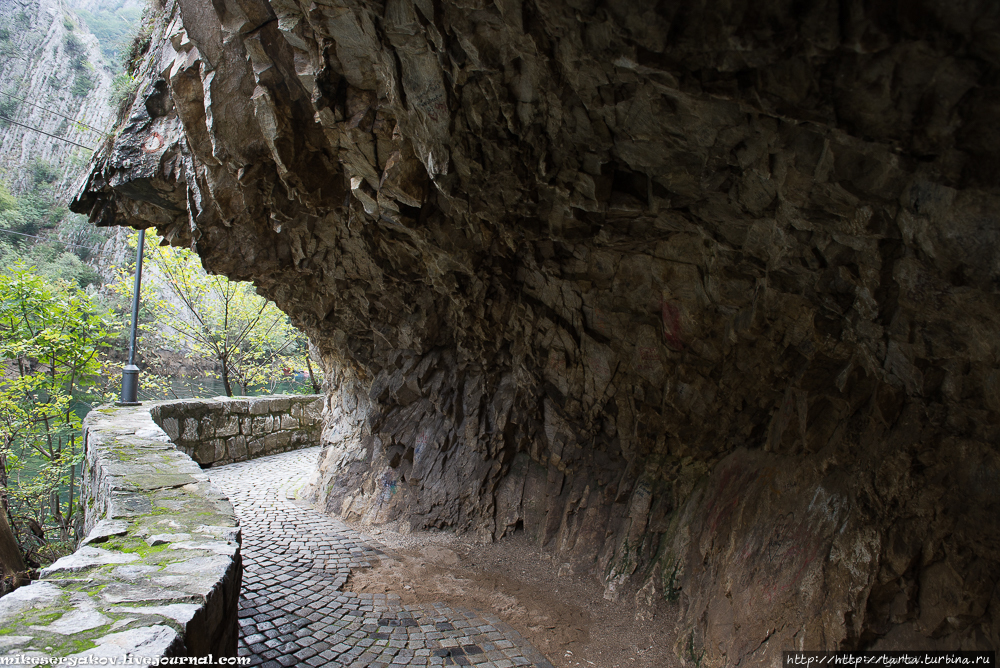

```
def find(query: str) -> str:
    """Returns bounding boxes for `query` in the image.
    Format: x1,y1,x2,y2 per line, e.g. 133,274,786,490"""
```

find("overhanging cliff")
72,0,1000,662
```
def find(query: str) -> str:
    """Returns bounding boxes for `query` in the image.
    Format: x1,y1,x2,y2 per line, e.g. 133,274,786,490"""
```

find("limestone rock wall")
0,0,115,198
71,0,1000,663
150,394,323,467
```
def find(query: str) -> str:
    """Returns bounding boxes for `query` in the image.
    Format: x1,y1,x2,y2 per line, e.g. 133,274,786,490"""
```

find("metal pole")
119,229,145,405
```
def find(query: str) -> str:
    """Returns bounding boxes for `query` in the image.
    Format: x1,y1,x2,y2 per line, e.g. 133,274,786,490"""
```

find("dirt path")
347,523,682,668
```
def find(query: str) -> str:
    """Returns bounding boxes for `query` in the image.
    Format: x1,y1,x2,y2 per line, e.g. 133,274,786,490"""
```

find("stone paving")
209,448,554,668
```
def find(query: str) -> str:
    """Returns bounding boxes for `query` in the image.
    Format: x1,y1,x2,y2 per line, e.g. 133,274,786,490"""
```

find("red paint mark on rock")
142,132,164,153
660,300,684,350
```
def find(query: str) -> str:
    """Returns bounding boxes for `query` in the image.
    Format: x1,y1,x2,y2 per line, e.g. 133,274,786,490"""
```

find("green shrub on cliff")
0,179,106,288
71,66,96,98
110,71,138,108
0,97,16,128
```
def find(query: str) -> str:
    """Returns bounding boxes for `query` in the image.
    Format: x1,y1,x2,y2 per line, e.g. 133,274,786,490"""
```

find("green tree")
110,231,312,397
0,262,113,580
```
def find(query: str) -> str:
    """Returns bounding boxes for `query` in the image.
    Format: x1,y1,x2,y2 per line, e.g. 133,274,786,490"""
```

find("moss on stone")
99,535,171,559
35,611,64,625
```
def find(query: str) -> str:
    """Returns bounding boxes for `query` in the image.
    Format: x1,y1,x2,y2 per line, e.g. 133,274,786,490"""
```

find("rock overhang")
70,0,1000,663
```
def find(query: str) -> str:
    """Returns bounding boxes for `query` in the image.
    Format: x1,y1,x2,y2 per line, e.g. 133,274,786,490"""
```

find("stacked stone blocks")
150,395,323,467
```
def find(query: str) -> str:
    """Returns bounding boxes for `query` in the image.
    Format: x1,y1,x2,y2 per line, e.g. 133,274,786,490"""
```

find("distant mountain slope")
72,0,143,67
0,0,120,200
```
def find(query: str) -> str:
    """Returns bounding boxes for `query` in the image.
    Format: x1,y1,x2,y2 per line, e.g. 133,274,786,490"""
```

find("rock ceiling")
73,0,1000,662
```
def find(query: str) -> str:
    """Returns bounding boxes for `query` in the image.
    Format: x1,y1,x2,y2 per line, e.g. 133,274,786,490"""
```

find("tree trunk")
66,462,75,542
221,358,233,397
0,509,27,589
305,356,320,393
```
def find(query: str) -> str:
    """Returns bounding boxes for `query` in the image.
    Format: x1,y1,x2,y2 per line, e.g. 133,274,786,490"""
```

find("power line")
0,228,108,253
0,92,109,137
0,116,95,150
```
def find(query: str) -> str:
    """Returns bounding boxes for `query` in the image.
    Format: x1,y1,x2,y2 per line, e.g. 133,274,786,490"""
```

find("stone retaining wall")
0,395,321,661
150,395,323,467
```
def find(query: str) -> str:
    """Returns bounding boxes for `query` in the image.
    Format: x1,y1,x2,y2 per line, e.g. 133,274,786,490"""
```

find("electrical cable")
0,115,95,150
0,91,109,136
0,228,108,253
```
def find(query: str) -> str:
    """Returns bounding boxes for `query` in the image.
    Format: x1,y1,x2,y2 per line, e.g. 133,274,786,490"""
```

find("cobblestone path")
209,448,554,668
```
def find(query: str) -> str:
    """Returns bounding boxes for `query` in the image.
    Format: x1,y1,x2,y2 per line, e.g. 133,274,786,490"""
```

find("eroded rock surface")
0,0,116,197
72,0,1000,663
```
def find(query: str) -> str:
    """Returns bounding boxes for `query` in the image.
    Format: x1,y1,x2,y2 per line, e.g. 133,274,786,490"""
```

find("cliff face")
72,0,1000,662
0,0,116,198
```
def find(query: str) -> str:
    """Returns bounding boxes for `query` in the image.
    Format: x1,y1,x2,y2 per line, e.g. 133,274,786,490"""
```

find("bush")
124,23,153,76
1,176,63,239
110,72,138,108
30,160,58,186
71,68,96,98
0,98,15,128
28,245,102,288
0,27,14,58
57,213,105,262
64,32,84,60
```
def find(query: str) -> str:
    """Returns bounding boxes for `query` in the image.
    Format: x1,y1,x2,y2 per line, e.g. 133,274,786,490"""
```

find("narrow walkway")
209,448,553,668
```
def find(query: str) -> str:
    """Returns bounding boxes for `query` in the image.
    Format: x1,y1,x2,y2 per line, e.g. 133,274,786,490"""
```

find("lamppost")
119,228,145,405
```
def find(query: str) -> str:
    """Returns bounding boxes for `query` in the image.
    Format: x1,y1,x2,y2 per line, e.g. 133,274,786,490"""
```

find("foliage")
26,243,102,289
76,2,143,68
105,4,152,109
64,32,85,60
109,231,316,397
125,26,152,73
1,177,59,241
63,26,96,99
57,214,106,263
0,27,14,59
71,66,96,98
0,97,16,128
0,14,27,61
110,72,138,108
0,263,115,564
0,184,16,215
0,180,108,288
29,160,59,187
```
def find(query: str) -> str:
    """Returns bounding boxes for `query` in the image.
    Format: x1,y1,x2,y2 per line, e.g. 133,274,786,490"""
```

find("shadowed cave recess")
72,0,1000,663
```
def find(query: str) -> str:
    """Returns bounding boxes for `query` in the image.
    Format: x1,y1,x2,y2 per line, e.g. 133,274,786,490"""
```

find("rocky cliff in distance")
0,0,117,199
72,0,1000,663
